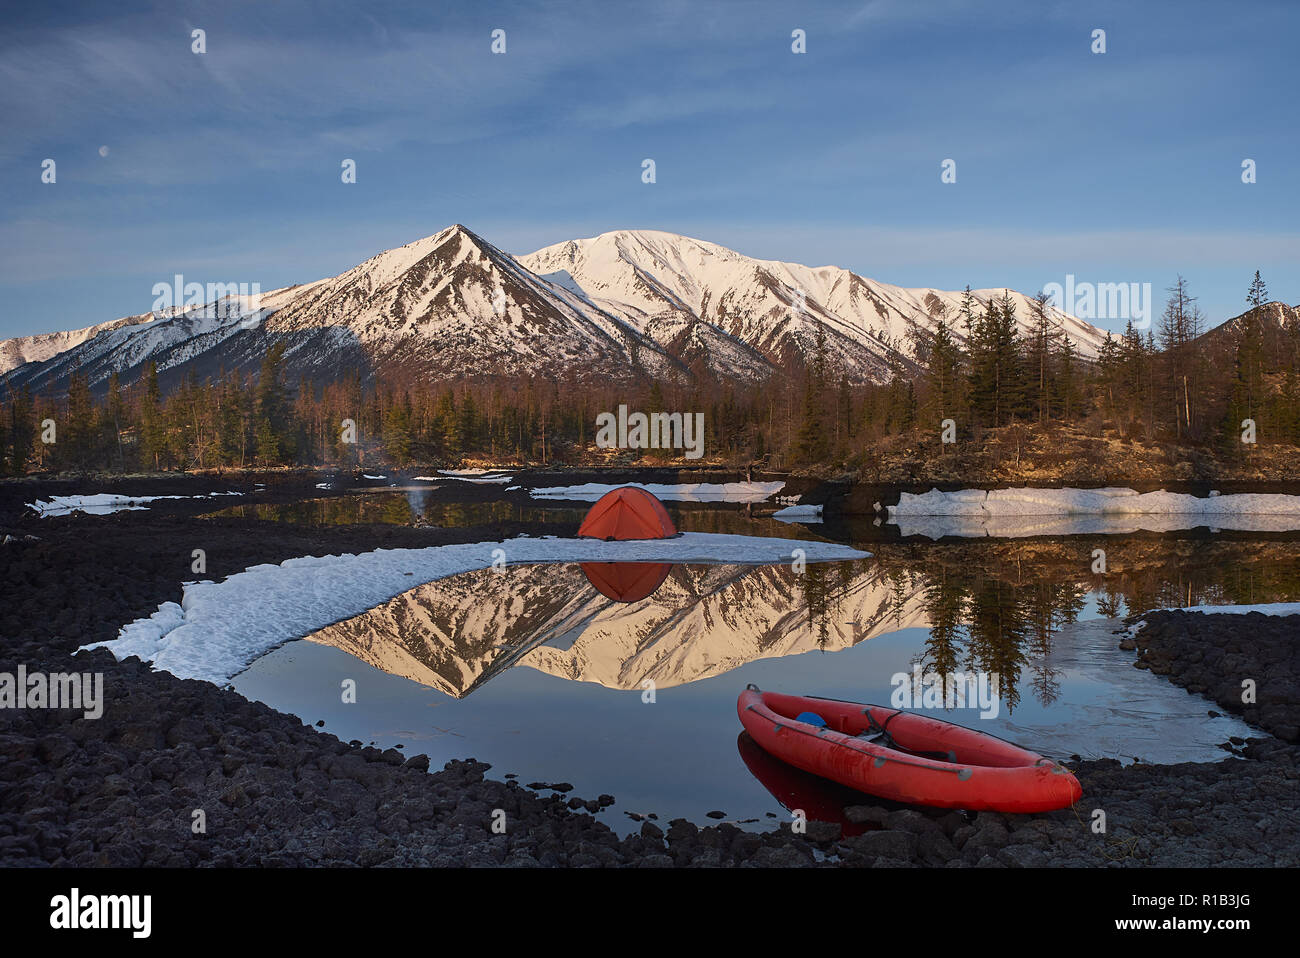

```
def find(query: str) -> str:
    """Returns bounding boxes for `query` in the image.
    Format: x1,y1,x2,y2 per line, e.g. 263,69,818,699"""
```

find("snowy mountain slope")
0,312,158,376
520,229,1108,382
1,281,325,394
1,224,1107,393
260,224,681,381
304,560,926,696
1,226,684,394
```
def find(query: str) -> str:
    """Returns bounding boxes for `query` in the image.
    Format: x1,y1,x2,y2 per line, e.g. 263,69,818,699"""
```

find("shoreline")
0,480,1297,866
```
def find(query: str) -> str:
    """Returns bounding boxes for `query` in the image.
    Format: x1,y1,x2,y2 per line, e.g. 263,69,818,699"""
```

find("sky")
1,0,1296,340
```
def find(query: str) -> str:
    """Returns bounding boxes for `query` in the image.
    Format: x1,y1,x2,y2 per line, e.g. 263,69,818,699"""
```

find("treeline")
0,342,771,474
856,273,1300,455
0,272,1294,475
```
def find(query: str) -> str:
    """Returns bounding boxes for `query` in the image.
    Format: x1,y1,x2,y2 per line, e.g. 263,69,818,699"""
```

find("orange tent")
576,486,677,541
580,562,673,603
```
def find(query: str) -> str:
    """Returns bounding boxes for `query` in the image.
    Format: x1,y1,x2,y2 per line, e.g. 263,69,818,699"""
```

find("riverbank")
0,480,1297,867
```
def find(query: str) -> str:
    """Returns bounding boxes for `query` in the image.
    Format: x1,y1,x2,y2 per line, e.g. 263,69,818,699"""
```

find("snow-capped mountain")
1,226,682,394
304,560,926,696
258,225,681,381
520,229,1108,381
0,224,1108,394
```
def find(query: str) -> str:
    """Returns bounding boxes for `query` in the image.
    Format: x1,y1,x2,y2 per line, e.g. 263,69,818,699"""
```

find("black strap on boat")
860,708,956,762
862,708,902,750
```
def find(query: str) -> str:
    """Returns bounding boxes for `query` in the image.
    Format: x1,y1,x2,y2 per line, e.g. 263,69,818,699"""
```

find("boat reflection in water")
736,731,883,838
578,562,673,603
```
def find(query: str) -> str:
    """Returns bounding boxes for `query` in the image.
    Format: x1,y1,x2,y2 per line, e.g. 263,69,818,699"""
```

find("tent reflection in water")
576,486,678,541
579,562,673,603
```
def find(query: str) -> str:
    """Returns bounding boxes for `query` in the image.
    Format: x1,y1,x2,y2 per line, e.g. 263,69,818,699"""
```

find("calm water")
225,487,1300,832
208,488,827,540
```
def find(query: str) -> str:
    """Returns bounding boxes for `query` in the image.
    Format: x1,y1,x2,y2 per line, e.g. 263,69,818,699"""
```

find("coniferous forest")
2,275,1296,476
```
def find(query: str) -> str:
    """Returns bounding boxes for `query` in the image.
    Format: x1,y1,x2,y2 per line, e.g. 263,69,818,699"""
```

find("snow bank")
1174,602,1300,616
772,503,823,523
888,487,1300,538
530,481,784,503
84,533,868,685
28,491,242,517
413,472,513,484
892,514,1300,539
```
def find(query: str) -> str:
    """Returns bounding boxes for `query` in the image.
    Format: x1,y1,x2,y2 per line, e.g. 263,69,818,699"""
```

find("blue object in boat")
796,711,827,728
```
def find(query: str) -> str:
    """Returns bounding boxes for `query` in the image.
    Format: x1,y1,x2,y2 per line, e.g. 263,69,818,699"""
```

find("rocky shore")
1,477,1297,867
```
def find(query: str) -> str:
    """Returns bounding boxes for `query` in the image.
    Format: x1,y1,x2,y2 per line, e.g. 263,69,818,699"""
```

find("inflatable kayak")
737,686,1081,813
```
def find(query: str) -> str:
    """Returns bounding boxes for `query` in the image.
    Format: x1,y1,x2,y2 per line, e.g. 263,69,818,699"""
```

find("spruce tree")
141,361,166,470
1027,292,1060,423
1247,270,1269,309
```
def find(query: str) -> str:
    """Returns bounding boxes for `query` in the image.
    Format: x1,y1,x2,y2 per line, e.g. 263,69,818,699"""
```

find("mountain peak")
2,224,1109,394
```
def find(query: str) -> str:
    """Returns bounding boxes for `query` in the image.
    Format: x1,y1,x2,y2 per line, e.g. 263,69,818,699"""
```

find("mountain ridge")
2,225,1120,393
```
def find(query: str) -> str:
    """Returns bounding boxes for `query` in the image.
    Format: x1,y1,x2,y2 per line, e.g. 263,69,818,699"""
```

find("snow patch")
772,503,823,523
28,491,242,517
889,487,1300,538
412,471,514,484
1174,602,1300,617
84,533,868,685
530,481,784,503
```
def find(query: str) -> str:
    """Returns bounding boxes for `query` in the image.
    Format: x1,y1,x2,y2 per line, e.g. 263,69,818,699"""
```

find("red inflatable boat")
737,686,1081,813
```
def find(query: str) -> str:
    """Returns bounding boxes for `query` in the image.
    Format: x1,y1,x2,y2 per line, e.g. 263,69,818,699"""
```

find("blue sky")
1,0,1296,339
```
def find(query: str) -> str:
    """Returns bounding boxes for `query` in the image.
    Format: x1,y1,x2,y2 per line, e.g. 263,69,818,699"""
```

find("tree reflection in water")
803,536,1300,715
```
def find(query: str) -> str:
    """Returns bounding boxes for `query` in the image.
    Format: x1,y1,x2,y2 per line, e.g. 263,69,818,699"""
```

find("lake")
222,485,1297,833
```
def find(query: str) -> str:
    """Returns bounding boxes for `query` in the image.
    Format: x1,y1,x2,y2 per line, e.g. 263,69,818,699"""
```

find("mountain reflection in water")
299,536,1300,714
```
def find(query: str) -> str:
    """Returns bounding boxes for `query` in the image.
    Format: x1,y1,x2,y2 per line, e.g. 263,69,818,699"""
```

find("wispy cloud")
0,0,1295,337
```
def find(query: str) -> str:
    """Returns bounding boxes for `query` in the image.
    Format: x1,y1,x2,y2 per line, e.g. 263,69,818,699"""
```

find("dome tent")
576,486,677,541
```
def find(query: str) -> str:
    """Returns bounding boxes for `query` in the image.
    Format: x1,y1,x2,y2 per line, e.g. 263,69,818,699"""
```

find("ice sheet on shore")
529,481,784,502
996,619,1255,764
28,491,242,517
772,503,823,523
1169,602,1300,616
888,487,1300,539
412,472,513,484
84,533,868,685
